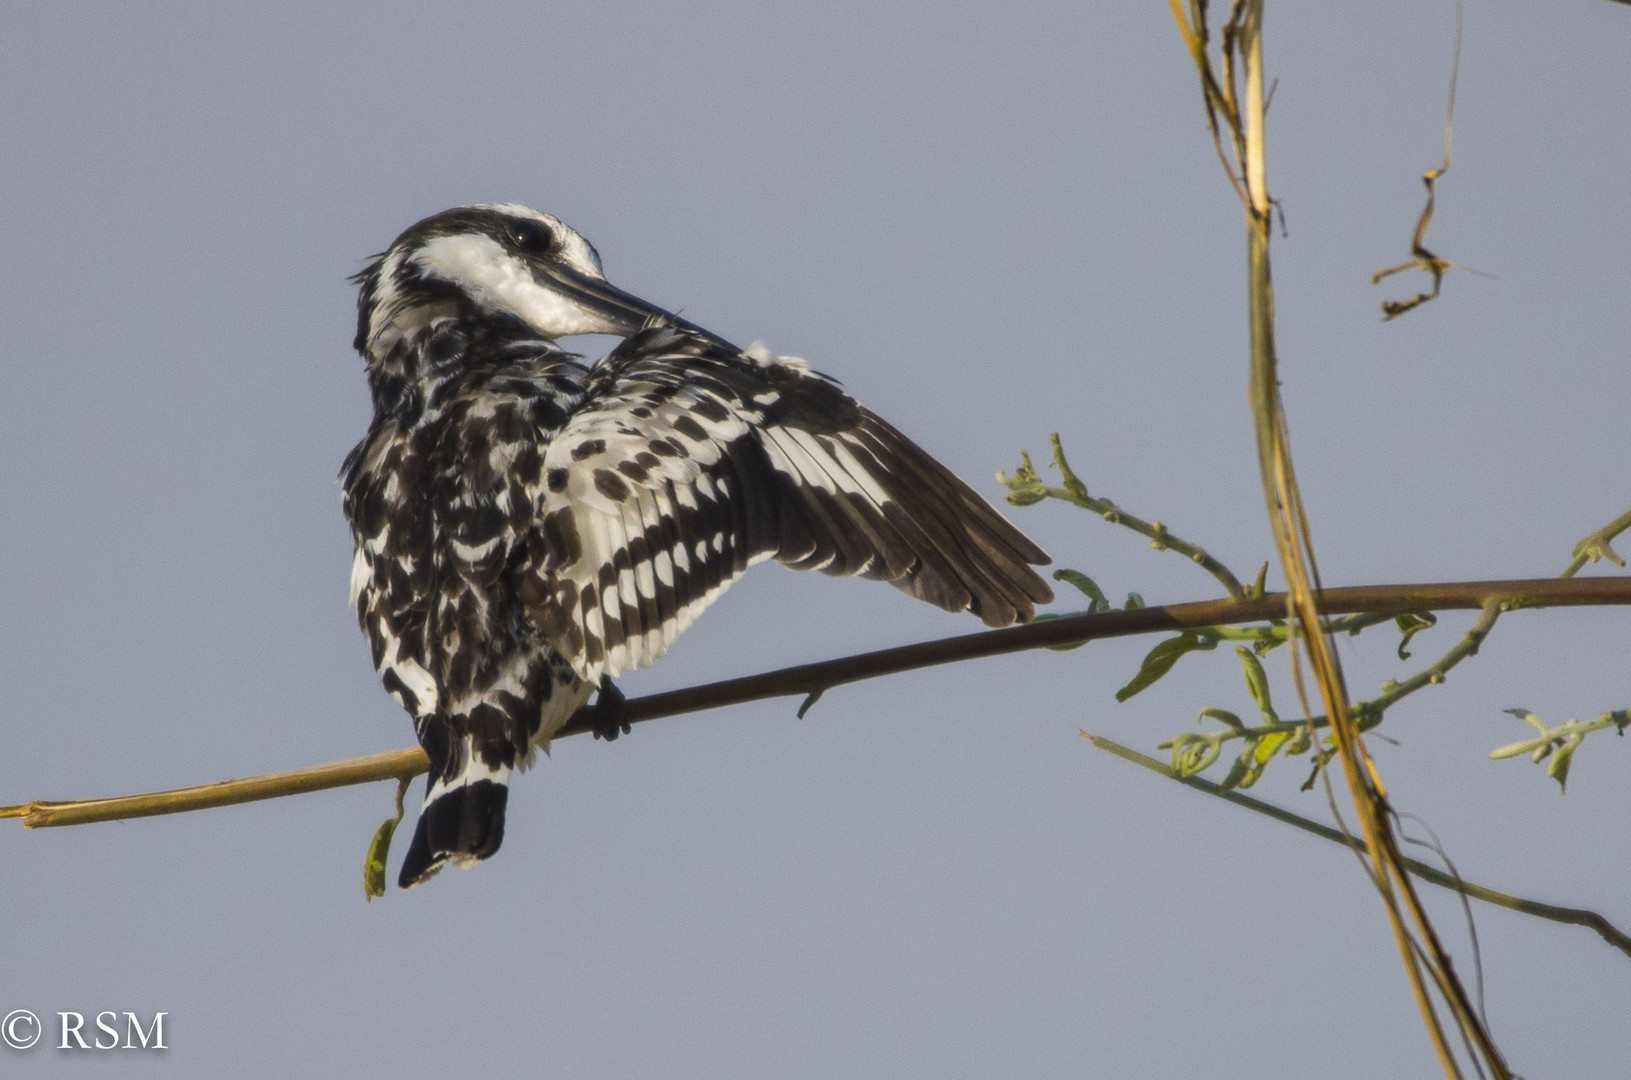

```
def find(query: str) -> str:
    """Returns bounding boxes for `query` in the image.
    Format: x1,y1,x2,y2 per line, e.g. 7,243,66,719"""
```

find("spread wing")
521,327,1054,683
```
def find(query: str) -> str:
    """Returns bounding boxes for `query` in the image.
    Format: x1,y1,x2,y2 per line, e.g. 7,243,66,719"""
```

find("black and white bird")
342,204,1054,889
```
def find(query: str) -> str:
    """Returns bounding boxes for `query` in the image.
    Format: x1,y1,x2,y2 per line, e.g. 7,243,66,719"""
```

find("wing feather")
521,328,1052,683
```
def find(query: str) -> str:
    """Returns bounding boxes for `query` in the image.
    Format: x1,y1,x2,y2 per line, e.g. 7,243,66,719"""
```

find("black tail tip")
397,779,509,890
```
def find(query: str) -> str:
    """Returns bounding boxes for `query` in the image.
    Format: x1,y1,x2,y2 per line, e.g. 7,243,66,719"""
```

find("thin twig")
1002,434,1249,600
1357,599,1501,725
1371,0,1473,320
1085,735,1631,961
1562,508,1631,578
3,577,1628,830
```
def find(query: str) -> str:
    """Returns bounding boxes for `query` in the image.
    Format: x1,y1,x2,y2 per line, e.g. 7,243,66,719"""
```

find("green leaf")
1300,746,1337,792
1235,646,1279,723
1198,707,1245,732
1028,612,1093,651
1217,729,1290,791
1392,612,1437,660
363,777,410,901
1218,747,1255,790
363,817,397,901
1159,731,1223,777
1052,569,1110,613
1116,631,1217,701
998,451,1047,505
1504,707,1545,732
1548,735,1582,794
1254,729,1290,767
1488,736,1547,760
1049,433,1090,502
1247,621,1288,656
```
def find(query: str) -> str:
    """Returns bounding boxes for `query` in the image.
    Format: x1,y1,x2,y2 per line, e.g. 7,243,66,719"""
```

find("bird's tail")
398,733,512,889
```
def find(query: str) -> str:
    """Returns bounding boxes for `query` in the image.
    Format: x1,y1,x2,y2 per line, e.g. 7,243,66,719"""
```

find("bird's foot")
590,676,630,741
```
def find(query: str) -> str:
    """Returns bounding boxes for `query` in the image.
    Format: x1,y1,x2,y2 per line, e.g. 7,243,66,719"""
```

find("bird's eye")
511,220,554,254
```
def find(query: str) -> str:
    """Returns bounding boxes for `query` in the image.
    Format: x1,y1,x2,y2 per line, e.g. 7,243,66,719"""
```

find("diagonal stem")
1085,734,1631,961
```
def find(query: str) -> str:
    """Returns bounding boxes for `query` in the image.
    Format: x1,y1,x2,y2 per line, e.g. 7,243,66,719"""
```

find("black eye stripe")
511,220,554,254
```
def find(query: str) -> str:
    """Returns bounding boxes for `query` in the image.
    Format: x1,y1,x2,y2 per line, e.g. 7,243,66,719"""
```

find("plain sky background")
2,2,1628,1076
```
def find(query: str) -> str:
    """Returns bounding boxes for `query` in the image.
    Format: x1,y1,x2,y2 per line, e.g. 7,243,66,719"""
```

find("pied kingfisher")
342,204,1054,889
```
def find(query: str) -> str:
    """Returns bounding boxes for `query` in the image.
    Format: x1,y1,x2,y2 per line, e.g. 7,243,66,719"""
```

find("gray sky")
3,1,1628,1075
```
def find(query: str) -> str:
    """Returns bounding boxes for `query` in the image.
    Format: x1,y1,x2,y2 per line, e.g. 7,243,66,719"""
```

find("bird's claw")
590,676,630,741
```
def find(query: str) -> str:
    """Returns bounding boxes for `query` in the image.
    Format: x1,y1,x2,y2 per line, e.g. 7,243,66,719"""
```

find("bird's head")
354,203,706,360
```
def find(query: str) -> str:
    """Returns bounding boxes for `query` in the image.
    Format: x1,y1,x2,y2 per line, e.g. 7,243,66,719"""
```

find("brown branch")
2,748,430,828
3,576,1627,830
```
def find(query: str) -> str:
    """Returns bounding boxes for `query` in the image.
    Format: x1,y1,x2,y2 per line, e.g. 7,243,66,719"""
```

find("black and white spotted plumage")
342,204,1054,888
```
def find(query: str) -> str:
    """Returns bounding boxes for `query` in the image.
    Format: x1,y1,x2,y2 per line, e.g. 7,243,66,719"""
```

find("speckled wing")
520,326,1054,684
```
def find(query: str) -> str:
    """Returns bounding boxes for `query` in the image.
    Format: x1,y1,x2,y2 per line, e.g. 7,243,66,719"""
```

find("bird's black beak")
536,260,735,349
